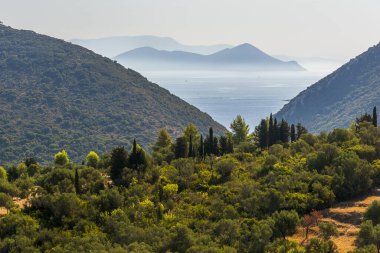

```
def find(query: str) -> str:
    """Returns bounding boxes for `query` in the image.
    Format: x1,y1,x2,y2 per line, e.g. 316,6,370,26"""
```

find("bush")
364,201,380,225
318,222,338,240
271,210,300,239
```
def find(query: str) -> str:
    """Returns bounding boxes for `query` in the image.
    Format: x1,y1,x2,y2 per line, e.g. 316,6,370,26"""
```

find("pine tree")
74,168,80,194
373,106,378,127
268,114,274,146
230,115,249,144
290,124,296,142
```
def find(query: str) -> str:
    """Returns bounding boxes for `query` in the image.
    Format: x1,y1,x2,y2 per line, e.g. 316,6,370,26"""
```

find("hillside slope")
0,24,226,164
276,43,380,132
114,44,304,71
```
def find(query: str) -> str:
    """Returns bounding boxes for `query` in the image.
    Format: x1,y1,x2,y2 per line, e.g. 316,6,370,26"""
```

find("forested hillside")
0,113,379,252
0,24,225,164
276,42,380,133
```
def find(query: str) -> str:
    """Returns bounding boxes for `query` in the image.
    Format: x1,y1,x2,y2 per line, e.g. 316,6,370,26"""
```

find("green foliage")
152,128,174,165
174,137,188,159
305,238,338,253
357,220,380,249
0,118,378,251
0,193,13,211
318,222,338,240
0,166,7,180
86,151,99,168
162,183,178,199
230,115,249,144
110,147,128,185
364,201,380,225
272,210,300,239
54,150,70,166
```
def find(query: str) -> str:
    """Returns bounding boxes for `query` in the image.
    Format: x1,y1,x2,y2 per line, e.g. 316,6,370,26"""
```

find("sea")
139,62,342,130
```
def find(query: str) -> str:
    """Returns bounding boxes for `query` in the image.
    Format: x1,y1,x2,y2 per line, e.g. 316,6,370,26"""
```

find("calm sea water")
141,70,332,130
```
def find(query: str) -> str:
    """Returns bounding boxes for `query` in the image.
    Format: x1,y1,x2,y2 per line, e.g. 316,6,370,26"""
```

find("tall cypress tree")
188,135,194,157
227,134,234,154
128,139,148,172
373,106,378,127
110,146,128,184
274,118,279,144
290,124,296,142
256,119,268,149
205,127,214,155
74,168,80,194
279,119,290,143
213,136,219,156
174,137,188,158
268,114,274,146
199,135,204,159
219,135,228,155
296,123,308,140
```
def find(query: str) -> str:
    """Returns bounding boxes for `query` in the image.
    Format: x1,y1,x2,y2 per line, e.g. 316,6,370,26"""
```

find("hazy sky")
1,0,379,59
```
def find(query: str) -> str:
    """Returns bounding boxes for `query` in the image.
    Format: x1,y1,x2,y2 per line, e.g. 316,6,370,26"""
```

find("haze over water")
142,66,339,130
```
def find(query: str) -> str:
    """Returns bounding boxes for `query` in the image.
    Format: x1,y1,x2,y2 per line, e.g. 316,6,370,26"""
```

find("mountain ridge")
0,24,226,164
275,42,380,132
71,35,232,58
114,43,304,71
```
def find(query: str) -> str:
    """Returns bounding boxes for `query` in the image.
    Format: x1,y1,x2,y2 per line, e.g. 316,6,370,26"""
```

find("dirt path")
289,188,380,252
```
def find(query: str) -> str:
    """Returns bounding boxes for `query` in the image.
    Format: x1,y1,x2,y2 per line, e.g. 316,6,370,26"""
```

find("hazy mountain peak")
115,43,305,71
71,35,232,57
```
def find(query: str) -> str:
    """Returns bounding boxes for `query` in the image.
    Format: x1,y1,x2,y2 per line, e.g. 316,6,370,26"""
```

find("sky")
0,0,379,59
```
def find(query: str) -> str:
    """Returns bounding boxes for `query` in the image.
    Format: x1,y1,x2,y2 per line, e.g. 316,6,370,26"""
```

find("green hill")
0,24,226,164
275,42,380,133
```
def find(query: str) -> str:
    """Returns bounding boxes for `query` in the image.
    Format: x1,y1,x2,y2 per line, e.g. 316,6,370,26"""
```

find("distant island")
71,35,231,58
114,43,305,71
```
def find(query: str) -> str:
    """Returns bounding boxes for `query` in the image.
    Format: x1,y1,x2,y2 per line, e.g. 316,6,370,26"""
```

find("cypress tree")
74,168,80,194
256,119,268,149
273,118,279,144
128,139,148,172
209,127,214,154
296,123,308,140
199,135,204,159
219,135,228,155
174,137,188,158
213,136,219,156
279,119,290,143
227,135,234,153
204,127,214,155
132,138,137,154
290,124,296,142
188,135,194,157
373,106,378,127
110,147,128,184
268,114,274,146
